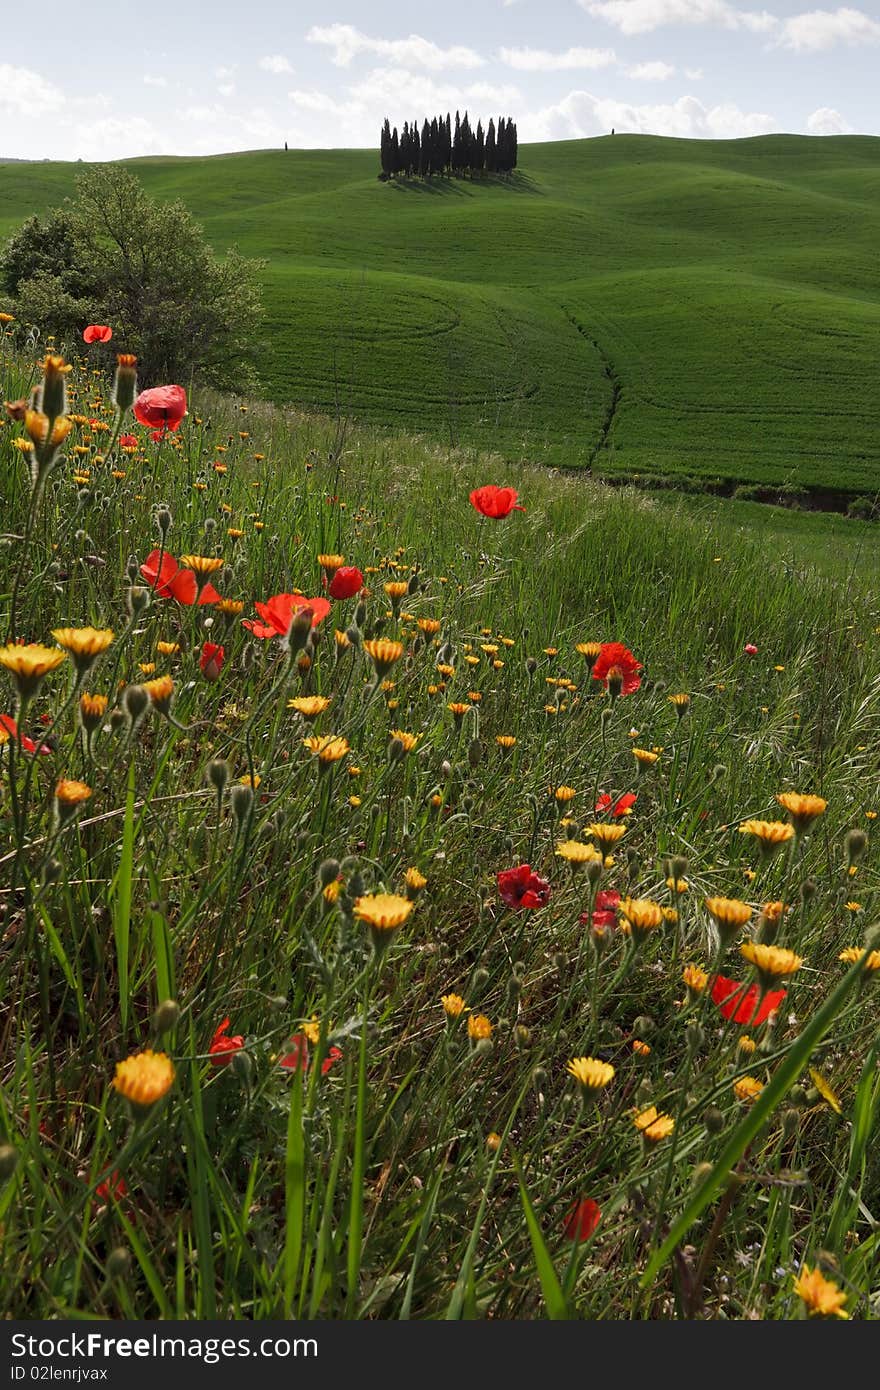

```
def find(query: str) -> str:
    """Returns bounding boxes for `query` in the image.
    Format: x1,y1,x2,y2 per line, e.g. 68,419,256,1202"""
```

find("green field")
3,134,880,494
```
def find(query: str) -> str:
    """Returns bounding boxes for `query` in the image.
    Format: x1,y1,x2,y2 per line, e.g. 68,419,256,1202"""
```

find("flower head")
467,1013,493,1041
133,384,187,439
288,695,332,719
740,941,803,988
469,485,524,518
113,1050,174,1114
441,993,466,1019
564,1197,601,1242
208,1018,244,1067
567,1056,614,1096
794,1265,849,1319
363,637,404,676
199,642,225,681
711,975,786,1026
733,1075,764,1103
618,897,664,942
633,1106,675,1143
739,819,795,853
83,324,112,344
705,896,752,945
591,643,642,699
497,863,551,911
328,565,363,599
0,642,67,697
839,945,880,973
303,734,349,764
140,550,220,606
50,628,114,673
776,791,827,834
353,892,413,933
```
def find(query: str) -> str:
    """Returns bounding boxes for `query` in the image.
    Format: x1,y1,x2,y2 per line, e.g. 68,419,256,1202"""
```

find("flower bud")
152,999,180,1034
122,684,150,725
319,858,341,887
155,507,172,538
703,1106,725,1134
126,585,150,617
467,739,482,768
632,1014,655,1038
0,1144,19,1182
286,609,313,656
106,1246,131,1281
686,1021,705,1052
206,759,230,796
112,354,138,413
845,828,868,866
229,783,253,828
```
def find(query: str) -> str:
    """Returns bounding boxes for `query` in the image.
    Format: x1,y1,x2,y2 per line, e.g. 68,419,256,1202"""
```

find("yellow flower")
496,734,517,749
139,662,156,676
142,675,174,712
668,693,690,715
467,1014,493,1042
776,792,827,833
113,1050,175,1114
793,1265,849,1319
303,734,349,764
240,773,261,789
733,1075,764,1103
54,778,92,807
739,819,795,851
587,822,627,849
618,898,664,942
838,946,880,973
486,1131,502,1151
567,1056,615,1096
441,993,466,1019
288,695,332,718
555,839,601,868
552,785,577,803
323,880,342,904
682,964,709,998
156,640,181,656
215,599,245,617
353,892,413,933
666,877,689,893
384,580,409,600
404,866,427,897
632,1039,651,1056
301,1015,322,1044
317,553,345,573
389,729,420,753
179,554,224,576
448,701,470,720
740,941,803,987
0,642,68,697
705,897,752,944
633,1106,675,1143
575,641,602,663
50,626,114,672
364,638,404,676
632,748,659,766
737,1035,757,1054
417,617,441,636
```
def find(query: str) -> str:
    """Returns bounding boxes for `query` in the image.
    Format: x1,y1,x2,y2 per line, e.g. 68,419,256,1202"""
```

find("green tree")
1,165,265,391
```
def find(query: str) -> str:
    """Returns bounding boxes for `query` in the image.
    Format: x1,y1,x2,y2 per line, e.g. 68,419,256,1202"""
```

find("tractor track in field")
561,307,622,466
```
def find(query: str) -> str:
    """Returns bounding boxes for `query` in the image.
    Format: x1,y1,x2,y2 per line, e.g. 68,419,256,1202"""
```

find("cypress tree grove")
378,111,517,181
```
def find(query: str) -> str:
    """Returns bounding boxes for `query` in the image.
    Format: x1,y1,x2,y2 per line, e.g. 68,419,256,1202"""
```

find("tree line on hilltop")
379,111,518,180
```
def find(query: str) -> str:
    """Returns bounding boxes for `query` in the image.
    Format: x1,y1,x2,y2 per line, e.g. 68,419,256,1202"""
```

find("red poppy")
199,642,225,681
469,485,525,519
328,565,363,600
587,889,621,930
119,433,138,448
95,1170,127,1202
83,324,112,344
744,643,758,656
711,975,786,1026
595,791,638,817
590,642,642,697
208,1017,244,1066
278,1033,343,1076
497,863,551,911
0,713,52,755
242,592,331,639
140,550,220,606
564,1197,601,1242
133,385,187,440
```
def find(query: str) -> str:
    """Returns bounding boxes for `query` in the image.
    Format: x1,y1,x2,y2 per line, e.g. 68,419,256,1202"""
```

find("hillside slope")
2,134,879,493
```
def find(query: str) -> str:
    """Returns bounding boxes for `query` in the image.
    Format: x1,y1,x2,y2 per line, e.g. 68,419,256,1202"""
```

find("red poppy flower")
278,1033,343,1075
587,889,621,930
564,1197,601,1242
133,385,187,439
497,863,551,911
140,550,220,606
711,975,786,1026
595,791,638,817
590,642,642,697
744,643,758,656
95,1170,127,1202
328,565,363,600
83,324,112,344
119,433,138,448
469,485,525,519
242,592,331,639
199,642,225,681
0,713,51,755
208,1017,244,1066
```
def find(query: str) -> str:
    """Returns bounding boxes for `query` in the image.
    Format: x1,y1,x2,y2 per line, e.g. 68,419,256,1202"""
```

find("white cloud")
629,60,677,77
581,0,777,34
259,54,294,74
73,116,164,161
521,89,776,140
499,45,617,70
685,65,705,77
215,66,236,79
0,64,65,117
307,23,485,70
143,74,168,88
778,6,880,48
806,104,854,131
218,83,236,97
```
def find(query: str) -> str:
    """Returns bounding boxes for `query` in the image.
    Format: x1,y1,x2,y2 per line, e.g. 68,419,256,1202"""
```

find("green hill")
2,134,880,495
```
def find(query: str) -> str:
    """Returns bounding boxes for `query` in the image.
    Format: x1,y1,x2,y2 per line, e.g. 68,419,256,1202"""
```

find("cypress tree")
485,118,496,174
380,118,392,176
390,126,400,177
475,119,485,175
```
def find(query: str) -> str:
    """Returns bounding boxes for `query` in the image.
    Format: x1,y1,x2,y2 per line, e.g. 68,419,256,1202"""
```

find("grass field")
2,337,880,1320
2,134,880,496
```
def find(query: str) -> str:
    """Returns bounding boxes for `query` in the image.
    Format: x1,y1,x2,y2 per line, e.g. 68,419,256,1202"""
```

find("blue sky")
1,0,878,159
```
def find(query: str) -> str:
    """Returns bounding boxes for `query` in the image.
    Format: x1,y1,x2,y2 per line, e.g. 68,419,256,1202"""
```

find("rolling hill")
2,134,879,496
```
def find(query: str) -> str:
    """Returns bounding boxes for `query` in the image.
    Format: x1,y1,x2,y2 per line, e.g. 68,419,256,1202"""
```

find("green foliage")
2,166,266,391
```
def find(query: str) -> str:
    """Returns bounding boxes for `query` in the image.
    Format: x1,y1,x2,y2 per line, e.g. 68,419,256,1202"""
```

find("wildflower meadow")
1,320,879,1322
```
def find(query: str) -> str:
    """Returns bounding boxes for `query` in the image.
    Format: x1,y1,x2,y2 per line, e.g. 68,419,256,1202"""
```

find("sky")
1,0,878,160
